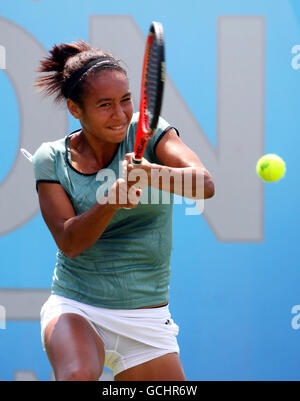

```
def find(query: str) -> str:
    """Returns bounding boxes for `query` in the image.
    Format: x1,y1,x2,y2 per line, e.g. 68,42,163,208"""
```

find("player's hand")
105,177,142,210
122,153,151,189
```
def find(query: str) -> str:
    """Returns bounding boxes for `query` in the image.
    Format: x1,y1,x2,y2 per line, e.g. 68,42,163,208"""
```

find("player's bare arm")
37,181,140,258
124,128,215,199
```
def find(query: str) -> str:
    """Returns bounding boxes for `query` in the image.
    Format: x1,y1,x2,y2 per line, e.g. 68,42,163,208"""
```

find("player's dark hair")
35,40,127,106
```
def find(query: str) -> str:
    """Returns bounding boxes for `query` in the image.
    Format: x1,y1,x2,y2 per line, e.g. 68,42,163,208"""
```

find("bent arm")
37,178,140,258
37,183,116,258
155,129,215,199
126,129,215,199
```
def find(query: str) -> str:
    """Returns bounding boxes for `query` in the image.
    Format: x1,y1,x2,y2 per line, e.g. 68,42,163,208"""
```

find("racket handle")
132,157,142,165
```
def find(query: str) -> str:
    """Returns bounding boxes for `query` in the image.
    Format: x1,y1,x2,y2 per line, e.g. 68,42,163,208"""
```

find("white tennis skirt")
40,294,180,376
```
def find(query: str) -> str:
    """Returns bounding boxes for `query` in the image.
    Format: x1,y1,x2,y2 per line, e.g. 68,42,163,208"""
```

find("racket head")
146,21,165,132
133,21,165,163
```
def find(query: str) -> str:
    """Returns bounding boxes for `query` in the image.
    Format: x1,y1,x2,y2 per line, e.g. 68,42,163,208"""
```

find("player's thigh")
44,313,105,381
115,352,186,381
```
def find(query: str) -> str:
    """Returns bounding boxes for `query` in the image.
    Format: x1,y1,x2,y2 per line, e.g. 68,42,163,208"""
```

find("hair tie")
65,58,113,98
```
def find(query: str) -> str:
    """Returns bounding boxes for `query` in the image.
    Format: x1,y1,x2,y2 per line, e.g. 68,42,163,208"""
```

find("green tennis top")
32,113,178,309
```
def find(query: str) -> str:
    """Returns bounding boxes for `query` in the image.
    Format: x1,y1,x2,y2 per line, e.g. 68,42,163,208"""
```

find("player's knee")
58,365,101,381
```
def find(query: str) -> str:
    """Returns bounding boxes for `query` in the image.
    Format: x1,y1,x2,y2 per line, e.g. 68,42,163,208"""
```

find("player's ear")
67,98,82,119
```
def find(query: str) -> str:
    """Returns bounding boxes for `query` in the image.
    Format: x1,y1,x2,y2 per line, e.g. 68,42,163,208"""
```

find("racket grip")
132,157,142,165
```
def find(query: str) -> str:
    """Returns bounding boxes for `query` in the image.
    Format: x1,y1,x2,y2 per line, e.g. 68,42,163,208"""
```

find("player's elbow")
61,248,80,259
56,236,81,259
57,243,78,258
59,240,82,258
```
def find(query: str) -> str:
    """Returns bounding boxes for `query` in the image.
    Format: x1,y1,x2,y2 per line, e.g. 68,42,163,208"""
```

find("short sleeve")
146,116,180,164
32,142,60,190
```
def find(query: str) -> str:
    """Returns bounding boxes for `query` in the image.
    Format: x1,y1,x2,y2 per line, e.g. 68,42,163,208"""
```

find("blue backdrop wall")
0,0,300,381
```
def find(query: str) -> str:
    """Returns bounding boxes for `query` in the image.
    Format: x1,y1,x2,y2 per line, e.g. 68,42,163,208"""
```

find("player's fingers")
127,163,134,173
117,178,129,205
122,158,128,178
124,153,133,163
128,185,142,206
118,179,141,208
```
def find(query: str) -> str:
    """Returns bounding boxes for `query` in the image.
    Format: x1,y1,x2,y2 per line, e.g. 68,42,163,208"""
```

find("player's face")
76,69,134,144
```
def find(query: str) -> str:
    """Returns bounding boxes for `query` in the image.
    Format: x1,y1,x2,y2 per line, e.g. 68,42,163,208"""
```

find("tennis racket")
132,21,165,164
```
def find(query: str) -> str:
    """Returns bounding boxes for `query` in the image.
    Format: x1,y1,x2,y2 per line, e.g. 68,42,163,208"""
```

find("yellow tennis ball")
256,154,286,182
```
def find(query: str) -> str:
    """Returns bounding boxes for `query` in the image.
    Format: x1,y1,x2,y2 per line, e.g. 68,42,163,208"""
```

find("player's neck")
79,130,119,169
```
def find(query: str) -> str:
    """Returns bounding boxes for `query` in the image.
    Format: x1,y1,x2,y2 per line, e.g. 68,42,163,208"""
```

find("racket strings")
144,37,163,129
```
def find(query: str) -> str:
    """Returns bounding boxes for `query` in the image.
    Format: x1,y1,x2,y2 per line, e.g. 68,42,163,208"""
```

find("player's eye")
98,103,111,108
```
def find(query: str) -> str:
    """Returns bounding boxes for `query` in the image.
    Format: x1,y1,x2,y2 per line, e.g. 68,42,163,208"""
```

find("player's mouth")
108,123,127,131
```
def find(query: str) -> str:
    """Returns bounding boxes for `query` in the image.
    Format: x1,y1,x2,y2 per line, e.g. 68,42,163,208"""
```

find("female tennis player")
33,40,214,381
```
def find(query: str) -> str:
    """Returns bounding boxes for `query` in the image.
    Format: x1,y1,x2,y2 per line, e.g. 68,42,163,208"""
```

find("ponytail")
35,40,126,105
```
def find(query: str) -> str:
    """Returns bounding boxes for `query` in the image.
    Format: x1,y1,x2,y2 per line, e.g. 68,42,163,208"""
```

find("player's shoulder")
32,136,66,164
